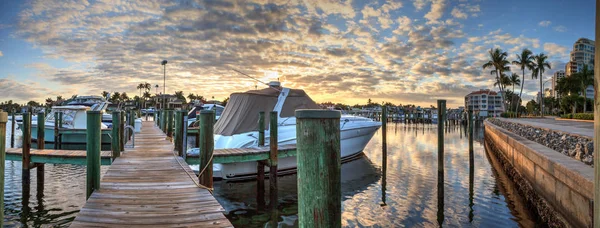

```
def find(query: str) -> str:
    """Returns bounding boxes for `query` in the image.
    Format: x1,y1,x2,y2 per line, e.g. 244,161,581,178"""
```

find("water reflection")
213,122,539,227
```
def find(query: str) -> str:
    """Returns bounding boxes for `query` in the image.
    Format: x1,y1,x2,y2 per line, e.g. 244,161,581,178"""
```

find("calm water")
212,123,540,227
2,122,540,227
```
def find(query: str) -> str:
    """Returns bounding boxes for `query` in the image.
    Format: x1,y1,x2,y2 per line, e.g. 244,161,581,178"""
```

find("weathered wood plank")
70,121,232,227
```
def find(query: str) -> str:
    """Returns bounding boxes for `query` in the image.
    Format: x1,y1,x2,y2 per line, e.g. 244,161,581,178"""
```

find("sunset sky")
0,0,595,107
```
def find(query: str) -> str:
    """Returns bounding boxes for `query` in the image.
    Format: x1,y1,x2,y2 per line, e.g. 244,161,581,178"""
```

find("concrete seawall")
484,120,593,228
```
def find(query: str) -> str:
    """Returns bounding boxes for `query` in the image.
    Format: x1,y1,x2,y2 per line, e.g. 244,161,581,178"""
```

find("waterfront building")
565,38,595,100
464,89,504,117
551,70,565,98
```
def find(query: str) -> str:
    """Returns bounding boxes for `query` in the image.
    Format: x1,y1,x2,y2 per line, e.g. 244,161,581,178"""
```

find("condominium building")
551,70,565,98
565,38,595,100
464,89,504,117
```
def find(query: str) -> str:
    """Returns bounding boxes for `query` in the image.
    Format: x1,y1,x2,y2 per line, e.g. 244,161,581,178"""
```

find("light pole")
161,60,168,110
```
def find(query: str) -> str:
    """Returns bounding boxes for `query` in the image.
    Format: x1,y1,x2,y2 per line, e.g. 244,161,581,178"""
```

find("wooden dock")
5,148,113,165
70,121,232,227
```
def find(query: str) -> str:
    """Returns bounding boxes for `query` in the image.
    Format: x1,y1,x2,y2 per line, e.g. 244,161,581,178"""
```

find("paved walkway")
497,117,593,138
70,121,232,227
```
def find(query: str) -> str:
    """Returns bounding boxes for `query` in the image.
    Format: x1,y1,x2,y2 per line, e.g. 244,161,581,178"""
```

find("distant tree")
572,64,593,113
512,49,535,113
101,91,110,99
483,48,510,106
110,92,121,103
526,99,538,115
120,92,129,102
174,91,187,103
222,97,229,107
532,53,551,116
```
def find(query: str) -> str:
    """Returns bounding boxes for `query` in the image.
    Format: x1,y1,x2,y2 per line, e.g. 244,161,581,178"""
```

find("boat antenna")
229,67,280,92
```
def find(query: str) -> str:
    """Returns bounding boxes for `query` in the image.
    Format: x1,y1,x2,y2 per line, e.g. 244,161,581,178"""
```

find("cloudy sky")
0,0,594,107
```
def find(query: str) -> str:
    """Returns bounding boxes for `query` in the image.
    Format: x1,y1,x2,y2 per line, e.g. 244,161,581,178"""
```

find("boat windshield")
214,88,320,136
45,108,81,128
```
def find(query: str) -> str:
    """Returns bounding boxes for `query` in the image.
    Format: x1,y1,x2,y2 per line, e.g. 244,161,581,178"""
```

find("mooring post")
257,111,266,211
593,2,600,226
167,110,174,139
119,111,124,152
155,110,160,127
36,111,45,187
58,112,63,149
111,112,121,159
0,111,7,226
174,110,182,155
269,111,278,200
86,111,102,200
437,100,446,226
54,112,59,149
37,111,45,149
381,107,388,206
182,115,188,159
10,111,15,148
22,112,32,175
161,110,167,133
258,111,265,146
468,110,474,153
199,110,214,188
296,110,341,228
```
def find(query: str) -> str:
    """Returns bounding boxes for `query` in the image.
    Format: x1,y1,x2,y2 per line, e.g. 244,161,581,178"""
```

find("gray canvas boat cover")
214,87,320,136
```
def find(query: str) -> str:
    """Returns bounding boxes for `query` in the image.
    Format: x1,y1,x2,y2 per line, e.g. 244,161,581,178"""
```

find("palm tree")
110,92,121,104
483,48,510,107
512,49,534,113
143,91,151,108
144,82,151,92
120,92,129,103
573,64,594,113
101,91,110,100
532,53,551,117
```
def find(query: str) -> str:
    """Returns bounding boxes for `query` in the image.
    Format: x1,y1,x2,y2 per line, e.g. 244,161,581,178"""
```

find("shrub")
560,113,592,120
573,113,594,120
501,112,517,118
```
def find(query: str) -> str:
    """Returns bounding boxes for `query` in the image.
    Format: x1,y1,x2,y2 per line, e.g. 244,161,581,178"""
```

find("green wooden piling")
86,111,102,200
174,110,183,155
120,111,125,152
161,110,167,133
269,111,278,227
199,110,214,188
167,110,174,139
37,112,45,149
156,110,160,127
22,112,31,171
10,112,15,148
111,112,121,159
0,111,7,226
258,112,265,146
296,110,341,228
54,112,59,149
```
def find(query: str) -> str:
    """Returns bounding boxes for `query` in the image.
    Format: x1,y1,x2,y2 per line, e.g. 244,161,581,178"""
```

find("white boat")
19,105,112,144
195,82,381,180
186,104,225,127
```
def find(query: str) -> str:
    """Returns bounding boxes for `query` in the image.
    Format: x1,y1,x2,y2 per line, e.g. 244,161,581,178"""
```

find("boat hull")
214,125,380,180
29,125,112,145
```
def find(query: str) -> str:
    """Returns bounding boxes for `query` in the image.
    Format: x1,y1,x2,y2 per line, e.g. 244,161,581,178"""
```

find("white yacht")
194,82,382,180
187,104,225,127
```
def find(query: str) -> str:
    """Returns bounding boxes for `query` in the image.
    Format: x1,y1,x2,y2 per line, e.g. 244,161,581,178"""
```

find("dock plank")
6,148,113,165
70,121,232,228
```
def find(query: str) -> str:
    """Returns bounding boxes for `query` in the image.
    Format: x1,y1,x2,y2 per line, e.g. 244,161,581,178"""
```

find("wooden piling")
382,107,387,149
381,107,387,206
161,110,167,133
182,115,188,159
86,111,102,199
175,110,184,156
296,110,341,228
22,112,31,172
468,110,474,153
198,110,214,188
436,100,446,226
37,112,45,149
111,112,121,159
120,111,125,152
167,110,174,139
0,111,7,226
257,111,266,209
437,100,445,174
58,112,63,149
258,111,265,146
10,112,15,148
269,111,279,226
54,112,59,149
